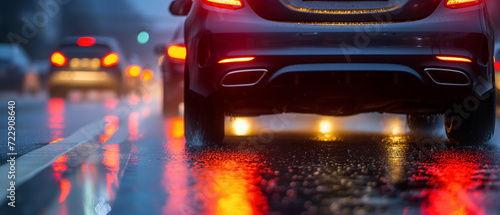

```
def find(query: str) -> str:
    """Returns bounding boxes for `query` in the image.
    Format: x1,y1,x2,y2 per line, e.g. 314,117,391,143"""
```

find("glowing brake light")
126,65,142,77
167,45,186,60
141,69,153,82
218,57,255,64
495,61,500,71
445,0,483,9
102,52,119,67
203,0,243,9
77,37,96,46
51,52,67,66
436,56,472,63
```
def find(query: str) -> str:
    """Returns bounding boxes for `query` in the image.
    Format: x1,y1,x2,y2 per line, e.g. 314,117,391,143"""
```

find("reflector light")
77,37,96,46
126,65,142,77
203,0,243,9
218,57,255,64
445,0,482,9
102,52,119,67
51,52,67,66
141,69,153,82
436,56,472,63
167,45,186,60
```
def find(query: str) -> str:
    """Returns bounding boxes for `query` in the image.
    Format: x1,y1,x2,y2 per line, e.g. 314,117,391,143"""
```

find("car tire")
407,114,442,135
444,90,496,145
184,70,224,146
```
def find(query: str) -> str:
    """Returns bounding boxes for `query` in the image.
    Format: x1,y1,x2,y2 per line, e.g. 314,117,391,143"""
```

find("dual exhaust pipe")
220,68,471,87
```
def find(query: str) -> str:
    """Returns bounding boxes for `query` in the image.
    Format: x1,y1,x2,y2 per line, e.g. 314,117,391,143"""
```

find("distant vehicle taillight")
141,69,153,82
167,45,186,60
51,52,67,66
203,0,243,9
77,37,96,46
445,0,483,9
126,65,142,77
495,61,500,71
102,52,119,67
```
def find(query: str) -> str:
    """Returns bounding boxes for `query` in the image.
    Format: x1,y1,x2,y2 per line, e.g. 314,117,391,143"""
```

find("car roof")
59,36,121,51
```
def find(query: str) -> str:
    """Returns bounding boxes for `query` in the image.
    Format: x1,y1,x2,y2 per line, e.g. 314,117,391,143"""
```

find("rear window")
59,45,111,58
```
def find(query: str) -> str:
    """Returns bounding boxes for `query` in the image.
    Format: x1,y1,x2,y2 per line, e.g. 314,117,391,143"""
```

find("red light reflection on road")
420,150,488,215
105,98,118,109
128,112,140,141
103,144,120,201
51,153,71,207
59,179,72,203
101,115,119,143
52,155,68,173
49,138,65,144
49,98,65,114
192,151,269,215
165,117,184,139
48,98,65,142
162,117,189,214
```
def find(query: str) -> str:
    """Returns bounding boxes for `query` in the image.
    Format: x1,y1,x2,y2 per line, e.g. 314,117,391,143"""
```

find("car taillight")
102,52,119,67
436,56,472,63
495,62,500,71
77,37,96,46
218,57,255,64
126,65,142,77
141,69,153,82
167,45,186,60
203,0,243,9
445,0,483,9
51,52,67,66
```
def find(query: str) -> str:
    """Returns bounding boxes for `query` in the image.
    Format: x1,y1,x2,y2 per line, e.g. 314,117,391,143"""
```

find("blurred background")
1,0,184,96
1,0,184,64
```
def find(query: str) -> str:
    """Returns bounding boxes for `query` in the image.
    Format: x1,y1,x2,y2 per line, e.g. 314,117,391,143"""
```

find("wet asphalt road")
1,92,500,215
0,92,120,164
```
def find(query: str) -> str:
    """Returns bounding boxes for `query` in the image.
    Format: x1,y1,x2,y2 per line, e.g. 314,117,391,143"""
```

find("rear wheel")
407,114,442,135
183,68,224,146
184,89,225,146
444,90,495,145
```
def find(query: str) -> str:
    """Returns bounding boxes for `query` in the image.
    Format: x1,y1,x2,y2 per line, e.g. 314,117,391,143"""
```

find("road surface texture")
1,91,499,215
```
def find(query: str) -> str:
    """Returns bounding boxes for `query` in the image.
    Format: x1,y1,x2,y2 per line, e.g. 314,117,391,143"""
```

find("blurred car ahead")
0,44,39,93
156,23,185,115
48,36,132,98
172,0,496,145
31,59,51,88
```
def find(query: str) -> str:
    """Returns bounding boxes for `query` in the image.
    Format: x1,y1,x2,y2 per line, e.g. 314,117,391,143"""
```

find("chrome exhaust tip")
220,69,267,87
425,68,471,86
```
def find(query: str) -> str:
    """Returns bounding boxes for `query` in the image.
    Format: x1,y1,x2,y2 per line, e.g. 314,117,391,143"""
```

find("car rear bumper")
185,1,494,116
48,70,121,89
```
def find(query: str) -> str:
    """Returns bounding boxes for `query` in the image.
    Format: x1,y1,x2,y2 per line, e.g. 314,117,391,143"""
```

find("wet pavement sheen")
1,95,500,215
